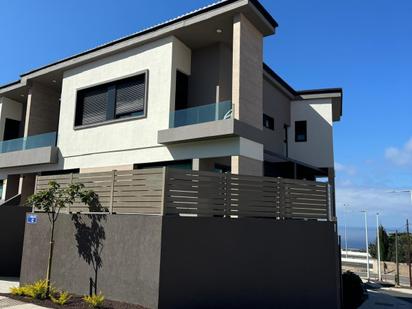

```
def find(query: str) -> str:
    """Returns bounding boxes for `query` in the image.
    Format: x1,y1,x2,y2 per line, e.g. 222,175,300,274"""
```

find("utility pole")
395,230,400,286
362,210,370,281
407,219,412,287
376,213,381,281
344,204,349,258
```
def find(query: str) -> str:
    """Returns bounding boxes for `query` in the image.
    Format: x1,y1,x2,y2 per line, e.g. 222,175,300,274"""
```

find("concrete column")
231,155,263,176
232,13,263,130
24,82,60,137
192,158,216,172
1,180,6,200
4,174,20,200
19,173,37,205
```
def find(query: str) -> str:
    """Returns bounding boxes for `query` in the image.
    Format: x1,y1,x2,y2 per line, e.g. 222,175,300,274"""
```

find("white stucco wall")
288,98,334,168
59,36,189,169
56,36,260,170
0,97,23,141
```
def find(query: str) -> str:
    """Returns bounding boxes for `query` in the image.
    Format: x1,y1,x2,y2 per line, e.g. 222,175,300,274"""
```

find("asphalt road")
379,288,412,305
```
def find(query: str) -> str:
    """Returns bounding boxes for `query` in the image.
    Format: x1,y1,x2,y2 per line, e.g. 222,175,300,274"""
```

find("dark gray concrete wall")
0,206,30,276
188,43,232,107
159,217,341,309
20,213,162,309
262,76,291,156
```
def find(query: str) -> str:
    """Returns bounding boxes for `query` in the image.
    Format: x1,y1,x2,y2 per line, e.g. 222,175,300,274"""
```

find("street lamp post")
376,212,381,281
362,210,370,281
344,204,349,258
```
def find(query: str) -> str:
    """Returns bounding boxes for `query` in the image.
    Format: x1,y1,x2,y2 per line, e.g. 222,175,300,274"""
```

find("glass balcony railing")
170,101,233,128
0,132,57,154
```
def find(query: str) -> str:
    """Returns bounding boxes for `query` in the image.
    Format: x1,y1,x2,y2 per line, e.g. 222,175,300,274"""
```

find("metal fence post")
160,167,167,216
32,176,38,213
278,178,285,219
68,173,73,213
224,173,230,218
109,170,116,214
327,184,333,221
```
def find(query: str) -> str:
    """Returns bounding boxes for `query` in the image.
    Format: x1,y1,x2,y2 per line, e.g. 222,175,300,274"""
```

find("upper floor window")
263,114,274,130
295,120,307,142
75,73,147,127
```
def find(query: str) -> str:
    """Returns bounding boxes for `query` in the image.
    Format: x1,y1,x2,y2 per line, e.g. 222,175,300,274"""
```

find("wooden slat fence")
164,169,331,220
34,168,164,215
34,168,331,221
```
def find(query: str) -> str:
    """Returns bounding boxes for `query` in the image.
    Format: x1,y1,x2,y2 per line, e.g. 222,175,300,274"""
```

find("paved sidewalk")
359,290,412,309
0,278,19,294
0,278,50,309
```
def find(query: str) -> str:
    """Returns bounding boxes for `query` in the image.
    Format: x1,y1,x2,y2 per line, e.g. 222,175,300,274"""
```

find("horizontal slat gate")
34,168,330,220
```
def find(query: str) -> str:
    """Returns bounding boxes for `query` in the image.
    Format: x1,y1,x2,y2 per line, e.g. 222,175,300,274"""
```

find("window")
75,73,147,127
263,114,274,130
295,120,307,142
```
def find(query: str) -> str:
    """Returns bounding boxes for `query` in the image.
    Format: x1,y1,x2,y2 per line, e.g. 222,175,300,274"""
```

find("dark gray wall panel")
0,206,30,276
159,217,341,309
20,213,162,309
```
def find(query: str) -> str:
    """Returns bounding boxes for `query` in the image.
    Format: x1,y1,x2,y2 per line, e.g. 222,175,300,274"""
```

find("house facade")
1,1,345,307
0,0,342,207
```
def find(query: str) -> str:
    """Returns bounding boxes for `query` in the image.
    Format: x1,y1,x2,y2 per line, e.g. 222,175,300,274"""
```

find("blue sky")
1,0,411,229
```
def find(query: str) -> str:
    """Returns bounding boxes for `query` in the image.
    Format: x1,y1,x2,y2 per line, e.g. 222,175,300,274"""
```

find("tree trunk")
46,215,55,296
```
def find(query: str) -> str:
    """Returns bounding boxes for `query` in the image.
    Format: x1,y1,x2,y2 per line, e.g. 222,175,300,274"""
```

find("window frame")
295,120,307,142
73,70,149,130
263,113,275,130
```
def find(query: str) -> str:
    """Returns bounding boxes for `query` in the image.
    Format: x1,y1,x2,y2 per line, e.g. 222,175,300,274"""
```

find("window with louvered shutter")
115,75,145,118
75,72,147,127
76,86,108,126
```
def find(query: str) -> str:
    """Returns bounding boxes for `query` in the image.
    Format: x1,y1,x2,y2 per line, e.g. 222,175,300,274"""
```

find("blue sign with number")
27,214,38,224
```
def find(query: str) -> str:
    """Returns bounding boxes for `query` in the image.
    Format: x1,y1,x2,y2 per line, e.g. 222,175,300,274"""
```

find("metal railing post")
109,170,116,214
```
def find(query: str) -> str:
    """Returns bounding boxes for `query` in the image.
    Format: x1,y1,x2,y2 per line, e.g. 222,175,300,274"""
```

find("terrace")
33,167,333,221
0,132,58,168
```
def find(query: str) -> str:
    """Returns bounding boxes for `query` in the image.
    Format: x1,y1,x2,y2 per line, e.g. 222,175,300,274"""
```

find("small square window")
263,114,274,130
295,120,307,142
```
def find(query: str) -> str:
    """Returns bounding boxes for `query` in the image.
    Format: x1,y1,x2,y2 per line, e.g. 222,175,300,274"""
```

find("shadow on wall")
72,214,106,295
71,195,107,295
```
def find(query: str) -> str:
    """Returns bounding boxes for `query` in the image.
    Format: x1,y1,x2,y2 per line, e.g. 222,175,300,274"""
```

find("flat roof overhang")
0,0,277,99
297,88,343,122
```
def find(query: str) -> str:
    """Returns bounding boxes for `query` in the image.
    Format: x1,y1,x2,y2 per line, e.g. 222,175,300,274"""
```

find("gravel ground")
0,293,147,309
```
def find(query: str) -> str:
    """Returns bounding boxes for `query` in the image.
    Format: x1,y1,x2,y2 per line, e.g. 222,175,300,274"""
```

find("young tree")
27,181,99,296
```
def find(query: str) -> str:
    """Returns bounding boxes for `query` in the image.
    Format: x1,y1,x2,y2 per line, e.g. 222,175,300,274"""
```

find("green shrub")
11,280,56,300
10,286,27,296
83,293,105,308
51,291,72,305
342,271,366,309
24,279,49,299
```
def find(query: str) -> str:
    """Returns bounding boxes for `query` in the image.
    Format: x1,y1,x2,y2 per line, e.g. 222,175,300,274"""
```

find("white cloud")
335,162,357,176
385,137,412,166
335,185,412,227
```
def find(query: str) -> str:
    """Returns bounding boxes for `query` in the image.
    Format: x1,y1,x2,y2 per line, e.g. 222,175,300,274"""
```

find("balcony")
159,101,240,144
0,132,58,168
170,101,232,128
